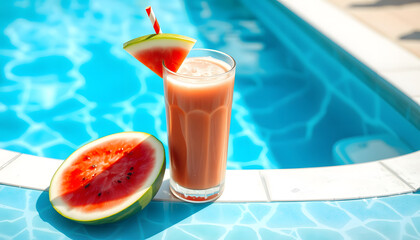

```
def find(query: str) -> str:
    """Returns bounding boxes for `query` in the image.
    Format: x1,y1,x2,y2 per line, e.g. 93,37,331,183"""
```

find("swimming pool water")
1,0,419,169
1,184,420,239
0,1,420,239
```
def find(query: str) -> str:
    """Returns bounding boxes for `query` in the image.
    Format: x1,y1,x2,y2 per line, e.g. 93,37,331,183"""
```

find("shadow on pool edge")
36,189,211,239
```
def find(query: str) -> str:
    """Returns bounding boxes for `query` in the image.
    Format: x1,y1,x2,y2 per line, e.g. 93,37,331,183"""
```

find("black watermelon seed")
127,172,132,176
98,192,102,197
117,180,122,183
130,167,134,171
126,176,130,180
85,183,90,188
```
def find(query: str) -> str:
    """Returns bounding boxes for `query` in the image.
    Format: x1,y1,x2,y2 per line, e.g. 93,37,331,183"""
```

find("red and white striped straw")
145,6,162,34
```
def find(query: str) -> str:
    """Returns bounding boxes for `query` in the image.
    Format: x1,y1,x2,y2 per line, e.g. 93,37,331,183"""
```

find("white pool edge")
0,148,419,202
0,0,419,202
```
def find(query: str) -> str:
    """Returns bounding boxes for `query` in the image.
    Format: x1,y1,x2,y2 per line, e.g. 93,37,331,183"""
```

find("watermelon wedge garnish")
49,132,165,224
123,33,196,77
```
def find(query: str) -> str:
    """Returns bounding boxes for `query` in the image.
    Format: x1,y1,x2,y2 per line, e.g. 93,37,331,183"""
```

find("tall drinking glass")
162,49,236,202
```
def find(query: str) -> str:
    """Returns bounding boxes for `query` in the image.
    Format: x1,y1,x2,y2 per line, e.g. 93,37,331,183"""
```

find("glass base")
170,178,224,203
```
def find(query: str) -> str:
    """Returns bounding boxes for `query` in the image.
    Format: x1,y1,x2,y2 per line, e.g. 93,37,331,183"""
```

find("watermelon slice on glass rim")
123,33,196,77
49,132,165,224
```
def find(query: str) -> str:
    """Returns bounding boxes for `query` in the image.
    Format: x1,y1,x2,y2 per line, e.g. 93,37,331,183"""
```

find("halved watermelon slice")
123,33,196,77
49,132,165,225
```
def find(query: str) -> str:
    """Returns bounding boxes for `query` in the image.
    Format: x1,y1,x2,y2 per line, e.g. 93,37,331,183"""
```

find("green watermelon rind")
123,33,196,50
49,132,166,225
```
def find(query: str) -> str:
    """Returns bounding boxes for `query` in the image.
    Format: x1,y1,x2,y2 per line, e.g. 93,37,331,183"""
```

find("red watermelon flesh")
123,33,196,78
58,139,155,212
133,47,189,78
49,132,165,224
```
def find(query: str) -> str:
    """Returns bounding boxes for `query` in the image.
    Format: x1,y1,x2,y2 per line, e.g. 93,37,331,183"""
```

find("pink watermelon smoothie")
163,55,235,195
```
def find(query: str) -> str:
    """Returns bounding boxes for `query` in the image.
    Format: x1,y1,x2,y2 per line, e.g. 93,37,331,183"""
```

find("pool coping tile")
0,149,20,170
380,70,420,99
153,171,181,202
0,152,271,202
155,170,269,202
414,97,420,106
0,153,62,191
380,151,420,190
217,170,268,202
262,161,414,201
0,149,418,202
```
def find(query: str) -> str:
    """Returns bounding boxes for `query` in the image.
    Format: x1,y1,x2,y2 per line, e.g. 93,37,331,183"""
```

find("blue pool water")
1,1,420,239
1,184,420,239
1,0,420,169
